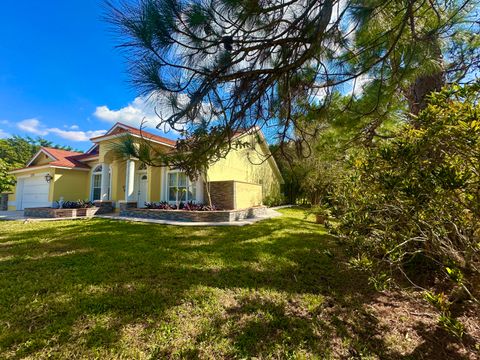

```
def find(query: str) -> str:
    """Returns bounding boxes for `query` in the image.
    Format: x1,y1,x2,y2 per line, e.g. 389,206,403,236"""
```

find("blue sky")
0,0,173,150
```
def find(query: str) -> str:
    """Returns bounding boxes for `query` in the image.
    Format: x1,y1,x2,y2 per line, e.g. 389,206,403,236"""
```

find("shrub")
333,83,480,335
263,192,286,207
54,200,94,209
145,201,222,211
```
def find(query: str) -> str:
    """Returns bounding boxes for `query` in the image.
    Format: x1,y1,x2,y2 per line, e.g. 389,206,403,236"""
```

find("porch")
92,149,204,210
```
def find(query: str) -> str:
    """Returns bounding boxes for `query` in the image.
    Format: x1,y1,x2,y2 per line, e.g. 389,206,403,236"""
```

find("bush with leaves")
145,201,221,211
334,83,480,335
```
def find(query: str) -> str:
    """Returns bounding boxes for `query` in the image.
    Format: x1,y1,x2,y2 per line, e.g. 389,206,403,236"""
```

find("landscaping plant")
333,83,480,335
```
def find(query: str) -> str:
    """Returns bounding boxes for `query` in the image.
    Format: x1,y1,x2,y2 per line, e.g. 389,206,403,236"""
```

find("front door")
137,174,148,208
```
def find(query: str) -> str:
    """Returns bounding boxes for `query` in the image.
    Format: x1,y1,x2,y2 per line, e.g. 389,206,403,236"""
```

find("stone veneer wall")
93,201,115,214
206,181,235,209
24,207,101,218
0,194,9,211
120,206,266,222
206,181,263,210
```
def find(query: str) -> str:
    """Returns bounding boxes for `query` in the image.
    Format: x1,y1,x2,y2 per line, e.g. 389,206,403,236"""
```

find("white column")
160,166,166,201
125,159,136,201
100,163,110,201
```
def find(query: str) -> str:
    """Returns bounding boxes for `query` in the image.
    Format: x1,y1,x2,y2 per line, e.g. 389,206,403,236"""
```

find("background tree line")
0,136,75,193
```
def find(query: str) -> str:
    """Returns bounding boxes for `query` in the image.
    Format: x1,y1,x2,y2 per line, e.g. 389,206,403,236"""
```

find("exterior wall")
235,181,263,209
111,160,126,202
7,193,15,211
31,153,53,166
52,168,90,202
148,166,162,202
206,180,262,209
206,132,283,202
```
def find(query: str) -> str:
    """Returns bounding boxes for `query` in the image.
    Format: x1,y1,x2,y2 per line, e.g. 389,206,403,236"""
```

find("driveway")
0,211,26,221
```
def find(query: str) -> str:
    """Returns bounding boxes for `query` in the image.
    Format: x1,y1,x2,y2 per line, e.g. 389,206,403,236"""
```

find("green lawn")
0,208,472,359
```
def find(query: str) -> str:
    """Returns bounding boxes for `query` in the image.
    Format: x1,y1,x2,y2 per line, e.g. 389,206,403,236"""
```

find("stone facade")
24,207,101,218
118,201,138,212
0,193,9,211
120,206,267,222
206,181,235,209
206,181,263,210
93,201,115,214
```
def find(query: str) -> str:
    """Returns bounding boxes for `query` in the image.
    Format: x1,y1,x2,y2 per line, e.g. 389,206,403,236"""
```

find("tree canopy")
108,0,479,173
0,136,75,193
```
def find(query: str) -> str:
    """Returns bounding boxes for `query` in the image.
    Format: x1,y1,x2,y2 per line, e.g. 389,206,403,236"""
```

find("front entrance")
137,174,148,208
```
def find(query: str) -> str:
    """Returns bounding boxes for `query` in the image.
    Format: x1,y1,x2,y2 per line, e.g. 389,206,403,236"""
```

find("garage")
17,175,50,210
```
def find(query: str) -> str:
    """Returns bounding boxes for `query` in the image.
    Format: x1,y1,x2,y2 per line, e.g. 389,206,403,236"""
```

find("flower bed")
120,206,267,222
145,201,221,211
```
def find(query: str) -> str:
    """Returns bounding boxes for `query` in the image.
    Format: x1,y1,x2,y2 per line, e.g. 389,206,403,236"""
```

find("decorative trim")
16,171,50,179
9,165,90,174
91,132,174,148
26,148,58,167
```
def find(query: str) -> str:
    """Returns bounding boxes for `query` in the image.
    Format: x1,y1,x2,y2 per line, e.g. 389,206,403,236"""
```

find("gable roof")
235,127,284,183
12,147,90,173
90,122,177,147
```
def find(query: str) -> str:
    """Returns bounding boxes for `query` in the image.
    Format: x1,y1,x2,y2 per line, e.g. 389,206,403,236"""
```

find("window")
168,171,196,203
91,165,110,201
92,173,102,201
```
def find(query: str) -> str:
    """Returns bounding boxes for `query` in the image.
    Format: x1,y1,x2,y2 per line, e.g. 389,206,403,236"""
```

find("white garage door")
19,176,50,210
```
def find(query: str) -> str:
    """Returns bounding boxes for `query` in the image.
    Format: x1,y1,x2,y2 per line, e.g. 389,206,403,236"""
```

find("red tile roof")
11,147,91,172
90,122,177,146
41,147,90,169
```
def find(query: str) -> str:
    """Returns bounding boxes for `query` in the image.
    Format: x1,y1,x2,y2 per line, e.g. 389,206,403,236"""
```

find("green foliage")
330,82,480,333
309,204,331,218
0,135,76,193
424,290,465,338
108,0,479,174
263,192,286,207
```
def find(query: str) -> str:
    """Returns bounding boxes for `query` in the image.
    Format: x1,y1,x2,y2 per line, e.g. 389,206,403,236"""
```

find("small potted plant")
311,204,331,225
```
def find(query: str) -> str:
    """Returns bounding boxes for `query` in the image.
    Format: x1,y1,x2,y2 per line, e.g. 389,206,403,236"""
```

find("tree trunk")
202,168,213,208
406,40,445,120
408,71,444,116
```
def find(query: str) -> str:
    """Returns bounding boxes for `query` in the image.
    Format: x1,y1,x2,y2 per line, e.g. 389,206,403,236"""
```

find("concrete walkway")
0,211,26,221
0,211,82,222
0,207,288,226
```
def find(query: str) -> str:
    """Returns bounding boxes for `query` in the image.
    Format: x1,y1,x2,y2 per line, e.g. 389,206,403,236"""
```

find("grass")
0,208,476,359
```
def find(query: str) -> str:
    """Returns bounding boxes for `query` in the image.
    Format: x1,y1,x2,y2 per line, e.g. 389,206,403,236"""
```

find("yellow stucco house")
7,122,283,212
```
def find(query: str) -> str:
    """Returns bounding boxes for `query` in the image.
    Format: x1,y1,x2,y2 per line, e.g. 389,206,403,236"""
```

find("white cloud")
94,97,160,128
48,128,106,141
0,129,9,138
16,118,106,142
94,95,215,133
17,118,49,136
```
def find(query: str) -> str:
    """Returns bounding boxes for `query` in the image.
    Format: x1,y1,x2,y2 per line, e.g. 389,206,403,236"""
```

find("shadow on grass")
0,211,474,358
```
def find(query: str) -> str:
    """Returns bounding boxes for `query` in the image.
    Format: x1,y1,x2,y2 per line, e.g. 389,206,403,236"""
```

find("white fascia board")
26,148,58,167
9,165,90,174
91,132,175,148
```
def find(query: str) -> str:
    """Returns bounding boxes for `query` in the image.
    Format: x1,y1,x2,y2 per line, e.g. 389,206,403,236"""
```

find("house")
7,123,283,212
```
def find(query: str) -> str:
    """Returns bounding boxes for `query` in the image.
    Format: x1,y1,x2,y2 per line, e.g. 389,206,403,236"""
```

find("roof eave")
90,132,175,148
